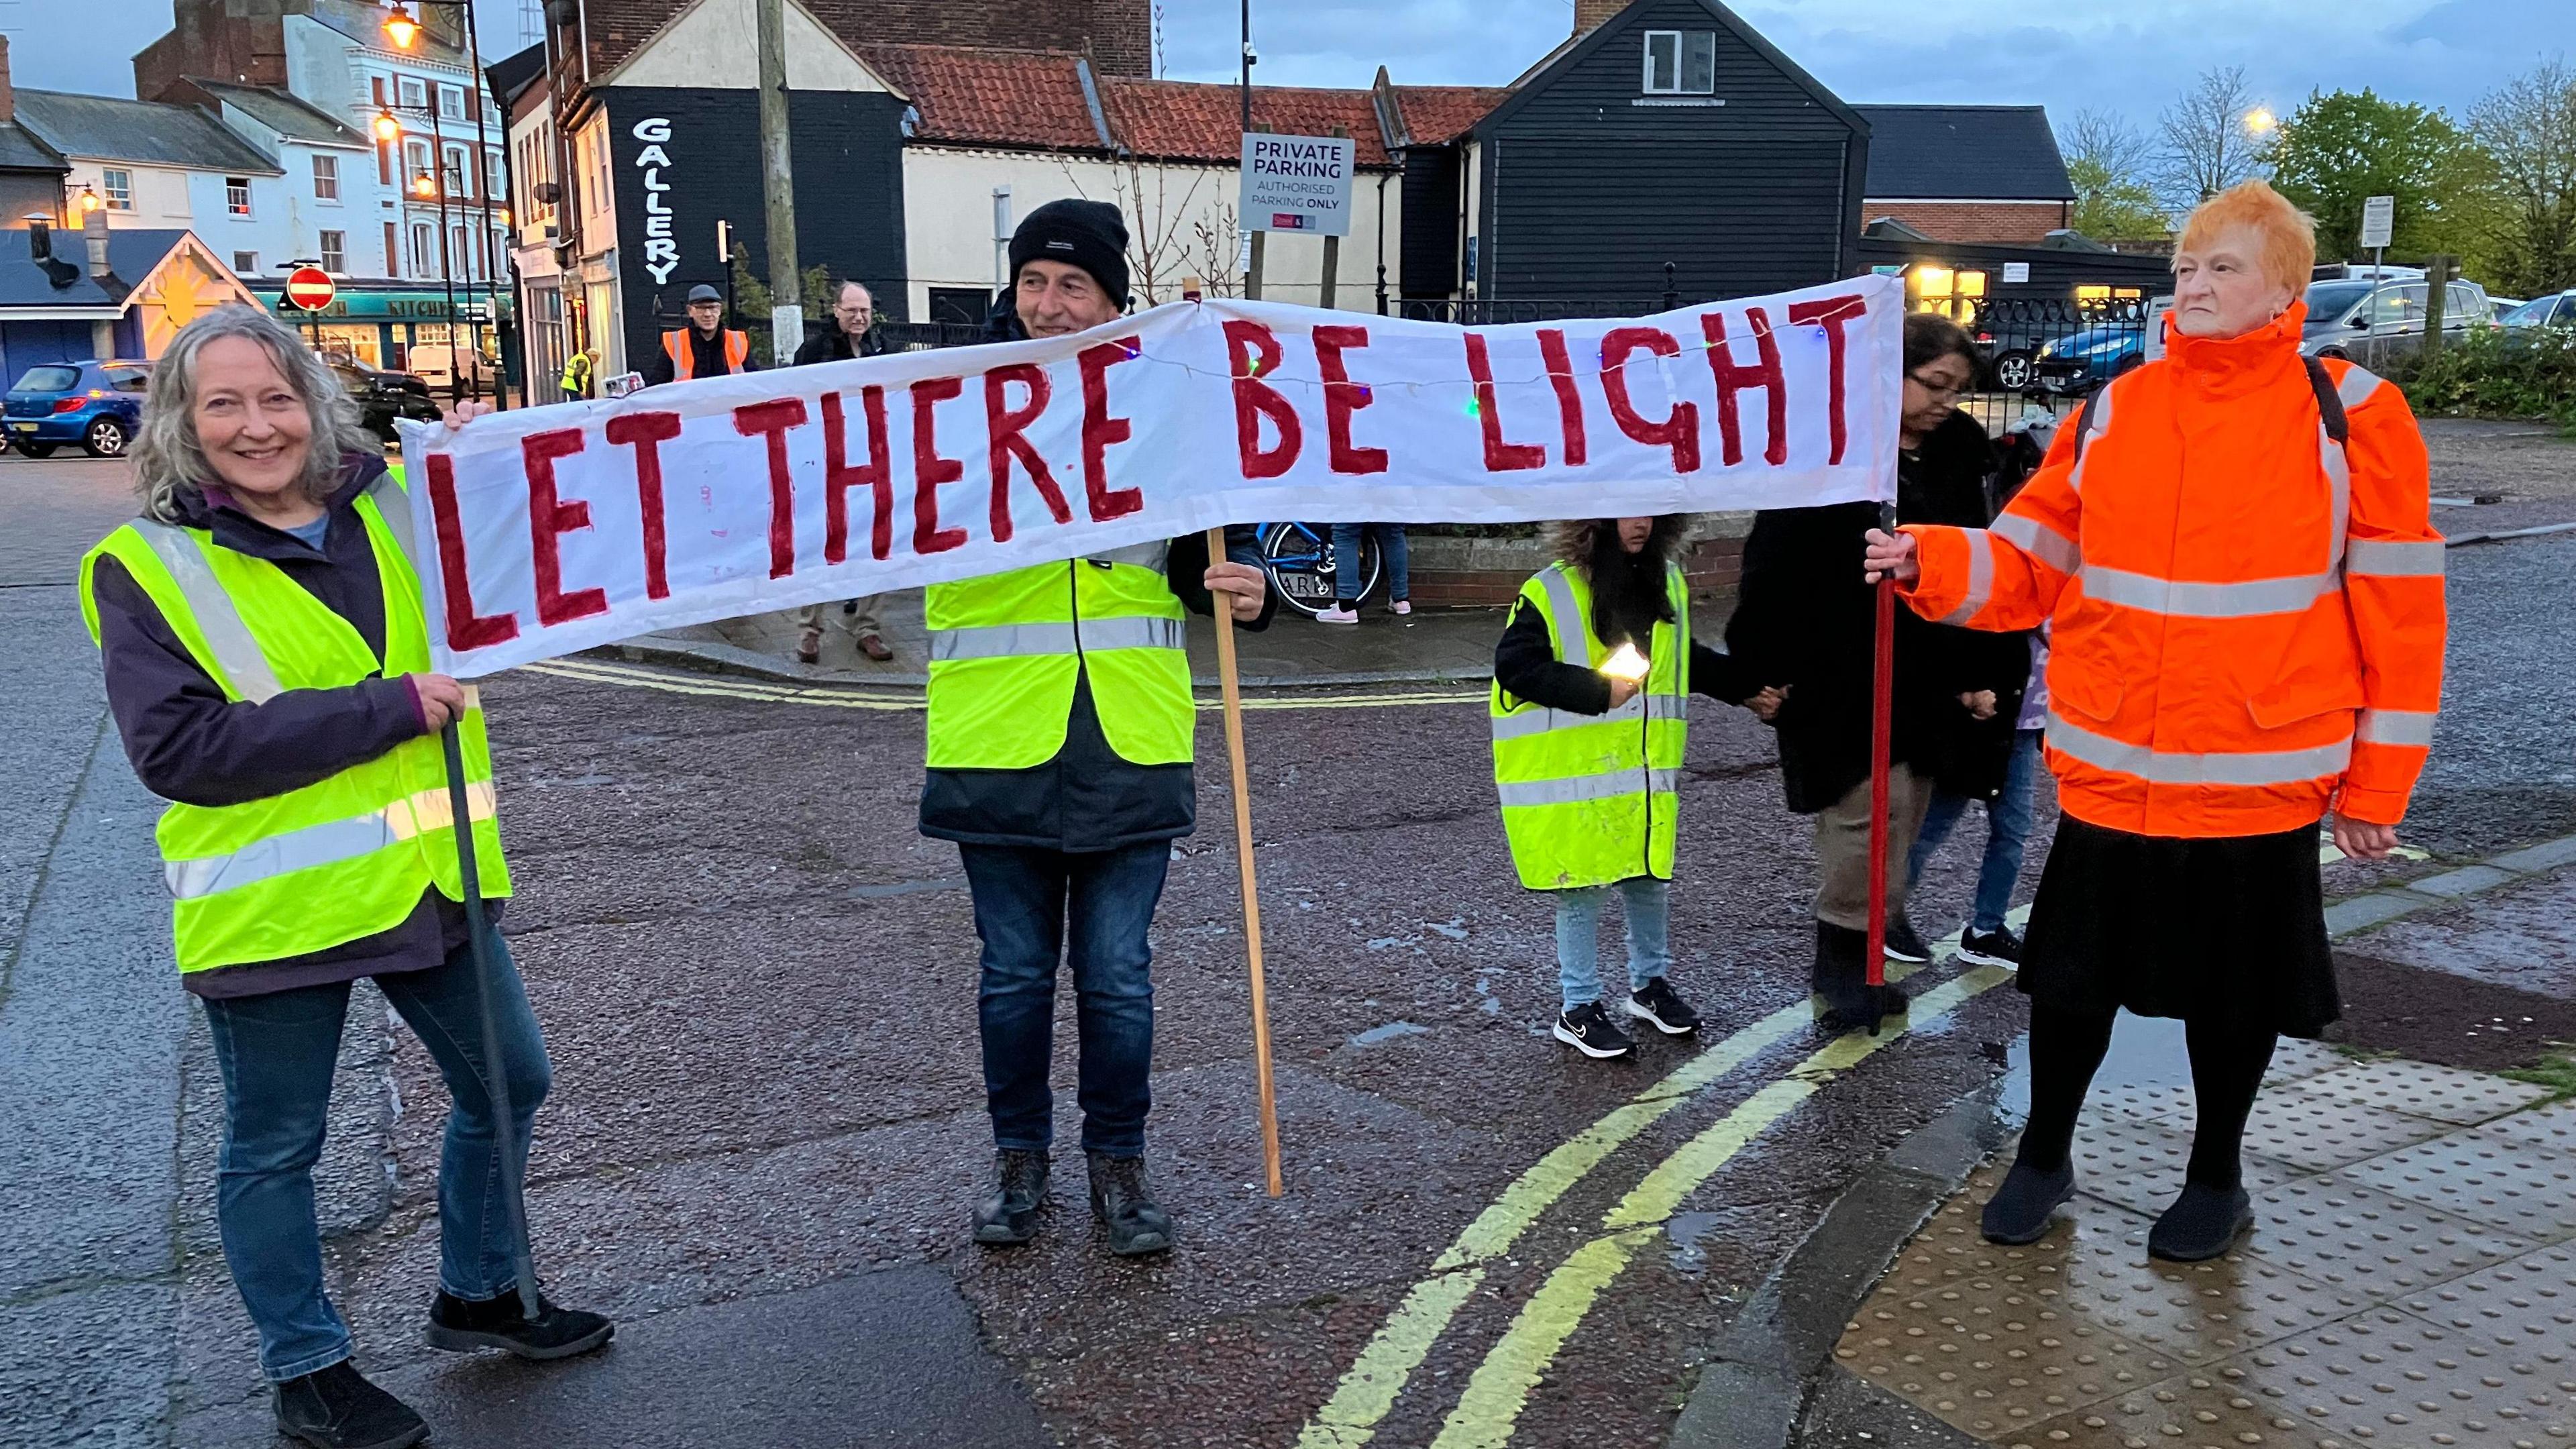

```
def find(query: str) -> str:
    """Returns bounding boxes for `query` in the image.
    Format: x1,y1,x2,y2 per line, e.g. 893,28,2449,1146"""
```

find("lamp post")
383,0,510,406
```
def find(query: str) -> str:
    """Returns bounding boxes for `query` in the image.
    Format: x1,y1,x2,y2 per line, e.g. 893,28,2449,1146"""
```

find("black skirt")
2019,815,2339,1038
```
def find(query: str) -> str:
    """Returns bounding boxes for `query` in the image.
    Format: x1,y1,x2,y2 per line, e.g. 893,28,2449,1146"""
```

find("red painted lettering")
422,453,520,650
1598,327,1700,474
821,387,893,562
732,398,809,579
1786,294,1866,465
1701,308,1788,468
1464,333,1544,472
1078,339,1143,522
1223,319,1301,479
1311,324,1388,475
1537,329,1587,467
523,428,606,626
982,364,1074,544
911,376,967,555
603,411,681,599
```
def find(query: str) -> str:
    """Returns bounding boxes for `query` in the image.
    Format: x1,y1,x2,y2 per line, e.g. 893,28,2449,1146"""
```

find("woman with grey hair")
80,305,610,1449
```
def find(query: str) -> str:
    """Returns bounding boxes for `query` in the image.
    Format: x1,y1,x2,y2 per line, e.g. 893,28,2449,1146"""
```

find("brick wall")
1862,200,2069,246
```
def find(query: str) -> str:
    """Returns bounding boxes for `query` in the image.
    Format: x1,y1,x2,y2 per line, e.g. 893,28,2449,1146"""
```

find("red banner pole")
1865,510,1897,989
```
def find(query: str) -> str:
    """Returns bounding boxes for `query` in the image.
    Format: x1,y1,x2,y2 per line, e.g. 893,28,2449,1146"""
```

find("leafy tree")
2467,60,2576,296
2269,89,2491,264
727,256,837,362
2158,66,2273,208
2063,109,2171,241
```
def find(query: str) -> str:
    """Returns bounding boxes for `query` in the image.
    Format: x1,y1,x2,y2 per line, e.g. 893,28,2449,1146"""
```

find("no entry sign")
285,267,337,312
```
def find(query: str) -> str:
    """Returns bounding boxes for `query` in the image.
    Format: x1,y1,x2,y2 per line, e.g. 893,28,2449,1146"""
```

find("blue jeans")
1332,523,1409,604
1909,729,2043,933
959,841,1168,1157
1554,876,1673,1012
199,932,551,1382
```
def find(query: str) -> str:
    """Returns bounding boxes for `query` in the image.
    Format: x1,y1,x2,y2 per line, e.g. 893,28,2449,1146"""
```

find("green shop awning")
265,287,513,324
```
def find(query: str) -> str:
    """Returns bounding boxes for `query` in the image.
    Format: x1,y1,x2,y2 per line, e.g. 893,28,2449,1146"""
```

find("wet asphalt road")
1,422,2569,1449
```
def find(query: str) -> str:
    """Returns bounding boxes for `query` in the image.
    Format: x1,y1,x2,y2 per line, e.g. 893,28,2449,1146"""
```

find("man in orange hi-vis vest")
641,283,757,386
1865,181,2445,1265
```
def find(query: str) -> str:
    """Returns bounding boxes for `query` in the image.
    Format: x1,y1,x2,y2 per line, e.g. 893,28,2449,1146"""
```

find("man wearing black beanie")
922,197,1274,1259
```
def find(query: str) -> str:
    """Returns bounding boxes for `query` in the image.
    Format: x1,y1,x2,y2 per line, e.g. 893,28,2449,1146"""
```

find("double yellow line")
519,657,1487,713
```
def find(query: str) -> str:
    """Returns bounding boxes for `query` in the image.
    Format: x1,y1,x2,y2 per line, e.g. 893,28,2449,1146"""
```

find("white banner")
398,277,1904,677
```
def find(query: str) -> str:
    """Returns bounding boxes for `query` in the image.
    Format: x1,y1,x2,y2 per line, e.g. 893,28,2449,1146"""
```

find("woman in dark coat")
1725,313,2032,1031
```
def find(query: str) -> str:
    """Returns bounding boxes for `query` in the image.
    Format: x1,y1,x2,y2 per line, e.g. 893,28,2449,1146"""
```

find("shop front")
263,283,513,374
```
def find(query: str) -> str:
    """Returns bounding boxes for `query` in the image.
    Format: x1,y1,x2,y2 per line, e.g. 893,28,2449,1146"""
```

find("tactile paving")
2057,1234,2362,1363
2473,1098,2576,1156
2398,1242,2576,1355
2236,1176,2532,1299
2073,1118,2304,1218
2235,1303,2576,1446
2291,1057,2555,1126
2343,1134,2576,1242
1996,1365,2322,1449
2079,1078,2200,1128
2236,1081,2453,1172
2262,1038,2352,1086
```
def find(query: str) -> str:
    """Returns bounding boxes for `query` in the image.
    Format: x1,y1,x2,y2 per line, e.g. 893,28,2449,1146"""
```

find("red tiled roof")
860,44,1103,151
1391,85,1512,146
1097,78,1394,167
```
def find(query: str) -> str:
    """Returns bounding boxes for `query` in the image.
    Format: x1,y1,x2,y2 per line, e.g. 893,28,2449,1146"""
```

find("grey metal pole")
441,722,541,1322
753,0,801,365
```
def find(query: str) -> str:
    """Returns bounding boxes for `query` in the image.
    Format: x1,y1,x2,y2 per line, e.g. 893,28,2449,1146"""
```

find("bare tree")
2065,109,2155,181
2157,66,2271,207
1190,207,1246,298
2467,58,2576,294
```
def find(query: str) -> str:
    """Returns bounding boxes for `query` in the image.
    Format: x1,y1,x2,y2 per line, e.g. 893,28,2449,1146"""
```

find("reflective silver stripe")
1536,565,1590,667
2347,539,2445,577
928,615,1185,662
1937,529,1996,625
2079,565,2335,619
1643,688,1686,722
164,781,496,900
365,472,422,574
2321,422,2351,568
2045,708,2351,787
1489,691,1684,741
129,520,285,704
2337,364,2384,409
2357,708,2437,747
1993,511,2081,576
1087,540,1171,574
1496,766,1680,808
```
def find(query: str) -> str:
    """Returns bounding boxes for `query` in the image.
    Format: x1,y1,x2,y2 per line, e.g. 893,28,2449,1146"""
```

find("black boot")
972,1148,1049,1246
425,1285,614,1360
1813,922,1909,1035
2148,1182,2254,1262
1086,1150,1174,1256
273,1360,428,1449
1979,1161,2078,1244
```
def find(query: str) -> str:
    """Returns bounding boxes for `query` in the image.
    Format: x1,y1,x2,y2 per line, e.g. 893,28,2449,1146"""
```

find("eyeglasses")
1907,370,1972,402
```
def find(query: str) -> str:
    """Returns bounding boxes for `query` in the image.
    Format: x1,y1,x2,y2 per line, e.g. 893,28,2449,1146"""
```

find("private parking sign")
1239,133,1356,237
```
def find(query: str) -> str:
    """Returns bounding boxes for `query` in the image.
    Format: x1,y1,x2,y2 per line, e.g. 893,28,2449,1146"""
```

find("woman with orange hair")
1864,182,2446,1260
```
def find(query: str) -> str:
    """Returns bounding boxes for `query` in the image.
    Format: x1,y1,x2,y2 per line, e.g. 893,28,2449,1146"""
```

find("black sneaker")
1957,925,2023,969
972,1148,1049,1246
1553,1001,1633,1059
1882,916,1933,964
426,1286,614,1360
1625,977,1701,1035
1086,1151,1173,1256
2148,1182,2254,1262
274,1360,429,1449
1979,1161,2077,1245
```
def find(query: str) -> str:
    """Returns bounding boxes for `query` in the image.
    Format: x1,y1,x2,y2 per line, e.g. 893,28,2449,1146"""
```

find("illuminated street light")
373,108,402,144
382,3,421,49
2244,107,2277,137
414,170,437,199
76,184,101,214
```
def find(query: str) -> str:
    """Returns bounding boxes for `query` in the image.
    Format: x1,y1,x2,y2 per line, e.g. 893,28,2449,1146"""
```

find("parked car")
4,359,150,458
331,358,443,441
2498,291,2575,329
2034,318,2150,394
2300,278,2494,359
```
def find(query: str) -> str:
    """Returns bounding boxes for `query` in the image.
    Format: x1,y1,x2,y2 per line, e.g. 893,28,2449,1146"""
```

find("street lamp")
382,2,421,49
378,0,512,407
76,184,101,215
2244,107,2277,138
373,107,402,144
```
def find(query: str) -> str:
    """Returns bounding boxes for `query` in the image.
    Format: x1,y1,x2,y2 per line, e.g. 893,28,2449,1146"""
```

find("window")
225,176,252,215
928,288,991,325
443,144,472,201
452,223,472,280
397,75,427,109
320,229,345,272
384,221,400,276
413,222,434,276
372,76,388,106
405,139,432,196
437,84,464,121
484,148,504,201
1642,30,1715,95
2447,283,2485,325
233,250,258,273
105,366,152,394
377,138,394,185
312,154,339,201
101,168,132,209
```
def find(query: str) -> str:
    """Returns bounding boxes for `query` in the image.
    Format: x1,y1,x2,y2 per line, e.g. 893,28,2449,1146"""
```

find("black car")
330,359,442,440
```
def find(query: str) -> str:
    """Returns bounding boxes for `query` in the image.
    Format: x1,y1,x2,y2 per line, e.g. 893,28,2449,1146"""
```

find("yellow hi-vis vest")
922,543,1193,769
76,470,511,974
1491,561,1690,890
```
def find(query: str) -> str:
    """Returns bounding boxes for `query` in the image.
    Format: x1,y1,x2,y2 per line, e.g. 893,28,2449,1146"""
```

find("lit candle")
1599,643,1650,682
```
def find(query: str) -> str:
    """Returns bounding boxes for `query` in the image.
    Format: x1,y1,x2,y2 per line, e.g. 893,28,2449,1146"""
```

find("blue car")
2034,323,2147,395
4,358,151,459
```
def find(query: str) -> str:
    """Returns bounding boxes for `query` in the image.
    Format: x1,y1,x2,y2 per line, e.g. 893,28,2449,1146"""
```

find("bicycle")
1256,522,1383,620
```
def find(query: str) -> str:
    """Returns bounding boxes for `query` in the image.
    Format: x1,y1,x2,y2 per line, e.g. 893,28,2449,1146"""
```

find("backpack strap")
2305,355,2350,445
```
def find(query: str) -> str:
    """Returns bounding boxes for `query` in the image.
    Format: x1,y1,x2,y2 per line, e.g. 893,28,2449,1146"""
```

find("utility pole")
1244,124,1268,301
1239,0,1259,301
754,0,802,365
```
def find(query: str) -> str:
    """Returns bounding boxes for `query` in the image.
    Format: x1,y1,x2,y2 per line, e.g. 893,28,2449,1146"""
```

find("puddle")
1351,1020,1430,1047
1666,1210,1725,1273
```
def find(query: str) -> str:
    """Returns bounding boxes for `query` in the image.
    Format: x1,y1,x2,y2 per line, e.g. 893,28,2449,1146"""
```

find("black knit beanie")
1008,198,1132,308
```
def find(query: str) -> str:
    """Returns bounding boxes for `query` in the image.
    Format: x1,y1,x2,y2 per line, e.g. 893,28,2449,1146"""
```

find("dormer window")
1643,30,1716,95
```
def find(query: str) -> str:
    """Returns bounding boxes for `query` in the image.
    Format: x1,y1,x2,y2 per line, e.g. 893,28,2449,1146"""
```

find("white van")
406,345,489,397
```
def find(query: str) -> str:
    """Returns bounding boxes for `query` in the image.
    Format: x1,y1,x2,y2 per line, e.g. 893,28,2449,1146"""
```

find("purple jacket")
89,452,486,1000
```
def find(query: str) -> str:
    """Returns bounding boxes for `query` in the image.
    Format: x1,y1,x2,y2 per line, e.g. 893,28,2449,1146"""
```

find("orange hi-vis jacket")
1898,303,2445,839
661,327,750,379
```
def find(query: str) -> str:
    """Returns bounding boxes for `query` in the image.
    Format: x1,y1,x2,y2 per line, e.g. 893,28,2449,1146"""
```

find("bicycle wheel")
1260,522,1340,618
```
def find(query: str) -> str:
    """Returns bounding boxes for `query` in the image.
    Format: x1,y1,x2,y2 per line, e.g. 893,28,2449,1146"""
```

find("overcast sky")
7,0,2563,142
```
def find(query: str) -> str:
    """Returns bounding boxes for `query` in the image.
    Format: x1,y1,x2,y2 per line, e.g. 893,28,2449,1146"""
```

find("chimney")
1,35,15,123
85,202,111,279
1574,0,1628,36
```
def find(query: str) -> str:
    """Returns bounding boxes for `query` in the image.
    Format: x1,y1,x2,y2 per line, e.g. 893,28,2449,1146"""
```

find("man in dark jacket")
790,280,894,661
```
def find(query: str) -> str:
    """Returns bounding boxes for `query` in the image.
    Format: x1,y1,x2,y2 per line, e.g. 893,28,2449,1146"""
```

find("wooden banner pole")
1205,527,1285,1197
